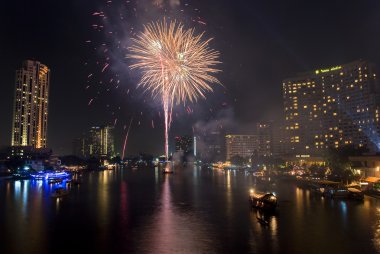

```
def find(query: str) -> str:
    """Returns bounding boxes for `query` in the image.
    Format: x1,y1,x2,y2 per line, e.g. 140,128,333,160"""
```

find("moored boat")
308,180,346,197
324,187,349,198
347,188,364,200
12,170,31,180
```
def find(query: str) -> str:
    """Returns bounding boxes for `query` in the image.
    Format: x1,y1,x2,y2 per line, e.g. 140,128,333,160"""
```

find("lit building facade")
272,123,287,156
11,60,50,148
257,123,273,157
225,134,258,160
84,126,114,158
283,60,380,155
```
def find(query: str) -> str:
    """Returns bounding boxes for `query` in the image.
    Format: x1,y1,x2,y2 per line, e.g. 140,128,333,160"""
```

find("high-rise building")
272,123,287,157
11,60,50,148
257,123,273,157
99,126,114,156
283,60,380,155
225,134,258,161
82,126,114,158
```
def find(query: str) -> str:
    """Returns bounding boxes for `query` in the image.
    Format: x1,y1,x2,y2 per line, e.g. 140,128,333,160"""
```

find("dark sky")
1,0,380,156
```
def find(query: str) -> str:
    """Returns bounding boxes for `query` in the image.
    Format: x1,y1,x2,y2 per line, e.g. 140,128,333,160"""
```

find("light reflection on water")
1,168,380,253
136,174,216,253
374,207,380,252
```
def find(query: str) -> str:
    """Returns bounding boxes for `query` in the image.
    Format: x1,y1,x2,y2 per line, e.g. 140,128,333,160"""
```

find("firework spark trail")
102,63,110,72
128,19,220,160
122,117,134,160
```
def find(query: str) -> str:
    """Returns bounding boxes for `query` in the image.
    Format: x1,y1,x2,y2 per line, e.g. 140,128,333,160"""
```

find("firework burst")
128,19,221,159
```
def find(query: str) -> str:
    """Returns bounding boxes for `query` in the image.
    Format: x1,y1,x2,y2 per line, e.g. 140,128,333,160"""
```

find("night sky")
1,0,380,156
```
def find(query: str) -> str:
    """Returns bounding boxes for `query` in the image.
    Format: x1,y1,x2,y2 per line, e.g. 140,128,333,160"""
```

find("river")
1,166,380,253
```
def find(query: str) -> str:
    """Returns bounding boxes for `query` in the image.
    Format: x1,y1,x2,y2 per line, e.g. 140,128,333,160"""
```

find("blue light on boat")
30,171,71,180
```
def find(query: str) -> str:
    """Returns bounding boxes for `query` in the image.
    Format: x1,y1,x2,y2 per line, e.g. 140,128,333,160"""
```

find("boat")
162,168,174,174
30,172,46,180
12,170,31,180
323,187,350,198
308,180,344,197
51,188,69,198
249,190,277,211
308,183,325,195
162,162,174,174
48,178,63,184
30,170,71,181
347,188,364,201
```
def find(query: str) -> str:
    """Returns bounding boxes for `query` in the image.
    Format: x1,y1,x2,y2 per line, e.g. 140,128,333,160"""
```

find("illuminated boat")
48,178,63,184
162,162,174,174
162,168,174,174
30,171,71,181
30,172,45,180
249,190,277,211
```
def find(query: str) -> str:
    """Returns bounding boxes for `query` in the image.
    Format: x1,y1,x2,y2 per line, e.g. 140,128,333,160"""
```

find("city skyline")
1,0,380,156
3,1,380,253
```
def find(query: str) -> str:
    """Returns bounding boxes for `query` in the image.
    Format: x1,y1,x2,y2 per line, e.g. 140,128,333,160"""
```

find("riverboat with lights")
249,190,277,211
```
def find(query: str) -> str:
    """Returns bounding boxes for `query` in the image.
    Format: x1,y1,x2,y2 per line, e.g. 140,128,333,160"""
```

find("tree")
324,145,367,179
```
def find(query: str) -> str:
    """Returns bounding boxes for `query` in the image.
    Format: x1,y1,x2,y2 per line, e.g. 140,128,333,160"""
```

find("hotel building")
225,134,258,160
283,60,380,155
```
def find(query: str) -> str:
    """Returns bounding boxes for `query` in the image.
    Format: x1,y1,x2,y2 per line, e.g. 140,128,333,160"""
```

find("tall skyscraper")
283,60,380,155
256,122,273,157
85,126,114,158
11,60,50,148
272,123,287,157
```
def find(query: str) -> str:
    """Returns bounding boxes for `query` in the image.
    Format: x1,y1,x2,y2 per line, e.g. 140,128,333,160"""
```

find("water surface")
1,167,380,253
